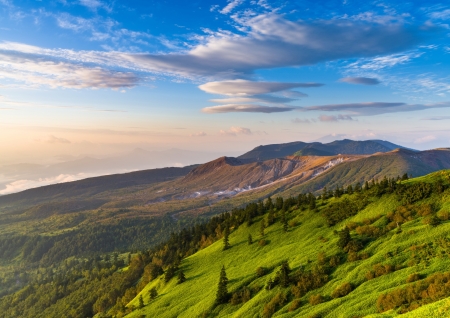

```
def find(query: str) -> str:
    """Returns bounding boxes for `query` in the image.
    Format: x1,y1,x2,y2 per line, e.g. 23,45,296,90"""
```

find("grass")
124,172,450,318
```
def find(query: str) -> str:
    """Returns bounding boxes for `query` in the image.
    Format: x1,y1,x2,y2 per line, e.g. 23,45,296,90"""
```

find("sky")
1,0,450,172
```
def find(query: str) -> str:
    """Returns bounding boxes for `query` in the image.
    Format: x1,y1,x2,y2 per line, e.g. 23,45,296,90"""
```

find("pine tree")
149,287,158,300
138,295,144,308
337,227,351,249
177,270,186,284
260,219,265,237
268,209,275,225
278,260,291,287
223,225,230,251
215,266,229,305
248,234,253,245
281,209,288,232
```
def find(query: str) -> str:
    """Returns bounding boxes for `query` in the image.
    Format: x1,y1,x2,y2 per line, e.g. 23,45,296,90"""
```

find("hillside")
122,170,450,318
238,139,410,161
3,169,450,317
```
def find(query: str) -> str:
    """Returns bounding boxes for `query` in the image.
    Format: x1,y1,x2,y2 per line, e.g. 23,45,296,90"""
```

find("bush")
309,294,324,305
331,282,352,298
256,267,267,277
258,239,267,246
262,292,288,318
377,271,450,313
406,273,421,283
437,210,450,221
288,299,301,312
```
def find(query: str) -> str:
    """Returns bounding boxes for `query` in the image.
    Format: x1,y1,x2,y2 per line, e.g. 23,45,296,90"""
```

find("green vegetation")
2,169,450,317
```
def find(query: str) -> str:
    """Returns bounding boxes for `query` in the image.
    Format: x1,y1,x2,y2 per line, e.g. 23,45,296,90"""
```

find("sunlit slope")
277,148,450,195
125,170,450,318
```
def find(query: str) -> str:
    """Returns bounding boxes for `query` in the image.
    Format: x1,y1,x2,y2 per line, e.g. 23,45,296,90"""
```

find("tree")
215,266,229,305
268,209,275,225
138,295,144,308
278,260,291,287
149,287,158,300
223,226,230,251
337,227,351,250
165,265,176,282
281,209,288,233
177,271,186,284
248,234,253,245
260,219,265,237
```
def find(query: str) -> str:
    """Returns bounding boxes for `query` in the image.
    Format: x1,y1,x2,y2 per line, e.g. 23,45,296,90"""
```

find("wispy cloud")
220,0,244,14
318,114,354,122
304,101,450,116
339,77,380,85
190,131,207,137
202,104,297,114
43,135,71,144
0,50,140,89
414,135,436,144
422,116,450,120
209,95,296,104
199,80,322,96
292,118,312,124
219,126,252,136
78,0,112,12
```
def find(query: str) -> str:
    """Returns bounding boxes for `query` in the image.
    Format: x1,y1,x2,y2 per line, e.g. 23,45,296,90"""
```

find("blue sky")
1,0,450,167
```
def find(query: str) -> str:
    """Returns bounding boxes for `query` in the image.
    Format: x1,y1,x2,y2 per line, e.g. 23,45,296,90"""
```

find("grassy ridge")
125,171,450,318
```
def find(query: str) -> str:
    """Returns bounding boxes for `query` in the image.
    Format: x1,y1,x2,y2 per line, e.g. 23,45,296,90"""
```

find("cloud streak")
199,80,322,96
339,77,380,85
202,104,297,114
304,101,450,116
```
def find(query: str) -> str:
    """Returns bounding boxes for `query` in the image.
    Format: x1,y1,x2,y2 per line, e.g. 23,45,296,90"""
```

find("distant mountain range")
237,139,412,161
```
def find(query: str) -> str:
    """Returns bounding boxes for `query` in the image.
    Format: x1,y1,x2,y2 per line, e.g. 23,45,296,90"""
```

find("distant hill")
0,165,196,210
238,139,412,161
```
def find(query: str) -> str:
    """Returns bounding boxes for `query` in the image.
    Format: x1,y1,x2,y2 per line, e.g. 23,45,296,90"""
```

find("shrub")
258,239,267,246
377,271,450,313
331,282,352,298
262,292,288,318
256,267,267,277
309,294,324,305
288,299,301,312
437,210,450,221
365,263,396,280
406,273,421,283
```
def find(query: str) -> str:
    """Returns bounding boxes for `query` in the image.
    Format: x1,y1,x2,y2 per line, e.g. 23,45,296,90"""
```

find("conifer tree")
149,287,158,300
260,219,265,237
138,295,144,308
215,266,229,305
268,209,275,225
248,234,253,245
281,209,288,232
278,260,291,287
337,227,351,249
177,270,186,284
223,225,230,251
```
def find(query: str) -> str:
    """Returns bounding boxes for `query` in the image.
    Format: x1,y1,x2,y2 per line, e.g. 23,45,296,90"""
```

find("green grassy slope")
125,170,450,318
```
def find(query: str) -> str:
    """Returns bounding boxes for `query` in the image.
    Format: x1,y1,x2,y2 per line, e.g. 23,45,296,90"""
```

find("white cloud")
219,126,252,136
0,51,139,89
220,0,244,14
199,79,322,96
347,52,423,71
0,12,434,90
0,173,89,195
190,131,207,137
202,104,296,113
414,135,437,144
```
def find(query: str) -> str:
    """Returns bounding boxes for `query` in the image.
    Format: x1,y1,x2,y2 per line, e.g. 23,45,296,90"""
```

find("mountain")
3,169,450,317
238,139,412,161
0,148,230,195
